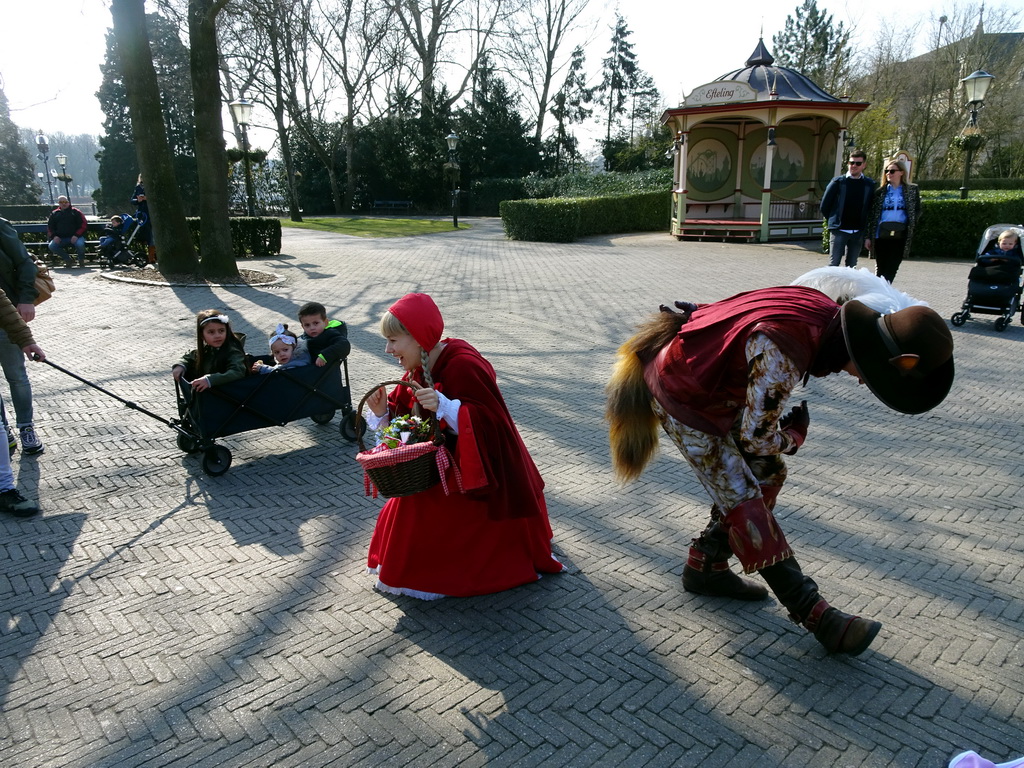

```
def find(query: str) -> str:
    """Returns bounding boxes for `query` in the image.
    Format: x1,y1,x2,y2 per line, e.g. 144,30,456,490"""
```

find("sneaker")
5,426,15,458
19,426,43,455
0,488,38,518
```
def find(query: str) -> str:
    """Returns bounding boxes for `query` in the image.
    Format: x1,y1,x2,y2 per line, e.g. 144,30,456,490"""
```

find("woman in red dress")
364,293,563,599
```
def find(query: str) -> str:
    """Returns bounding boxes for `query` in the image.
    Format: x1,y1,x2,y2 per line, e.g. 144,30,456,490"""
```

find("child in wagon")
171,310,247,392
251,324,311,374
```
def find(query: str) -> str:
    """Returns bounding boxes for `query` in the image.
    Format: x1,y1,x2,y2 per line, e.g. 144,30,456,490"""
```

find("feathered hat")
792,267,954,414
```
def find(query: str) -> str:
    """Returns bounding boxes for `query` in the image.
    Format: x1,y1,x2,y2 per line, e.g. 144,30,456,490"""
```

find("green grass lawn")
279,217,469,238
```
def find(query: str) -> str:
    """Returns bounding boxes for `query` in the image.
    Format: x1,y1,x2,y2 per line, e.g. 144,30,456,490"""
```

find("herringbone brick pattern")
1,220,1021,767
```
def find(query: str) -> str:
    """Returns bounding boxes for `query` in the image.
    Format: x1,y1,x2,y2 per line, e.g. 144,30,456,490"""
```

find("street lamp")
35,131,55,206
55,152,72,199
445,131,460,229
958,69,995,200
228,98,256,216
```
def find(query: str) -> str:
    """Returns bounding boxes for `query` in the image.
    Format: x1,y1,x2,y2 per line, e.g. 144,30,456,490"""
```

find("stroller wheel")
950,312,967,326
311,410,335,425
994,316,1010,332
202,446,232,476
340,411,364,442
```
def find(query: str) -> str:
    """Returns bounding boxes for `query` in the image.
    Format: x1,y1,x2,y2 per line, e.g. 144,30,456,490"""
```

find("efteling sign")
685,81,758,106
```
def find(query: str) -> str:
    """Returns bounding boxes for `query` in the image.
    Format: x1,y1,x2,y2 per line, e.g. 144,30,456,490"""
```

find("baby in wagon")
171,310,247,392
251,324,311,374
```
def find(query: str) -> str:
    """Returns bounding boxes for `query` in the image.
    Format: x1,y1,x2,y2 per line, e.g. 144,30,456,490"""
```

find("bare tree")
221,0,306,221
316,0,398,210
387,0,512,118
505,0,592,145
110,0,198,274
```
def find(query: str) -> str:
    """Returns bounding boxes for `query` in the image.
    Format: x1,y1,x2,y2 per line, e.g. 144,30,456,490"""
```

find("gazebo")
661,40,870,242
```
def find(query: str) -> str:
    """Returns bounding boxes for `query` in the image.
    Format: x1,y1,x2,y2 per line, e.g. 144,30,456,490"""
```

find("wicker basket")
355,380,446,498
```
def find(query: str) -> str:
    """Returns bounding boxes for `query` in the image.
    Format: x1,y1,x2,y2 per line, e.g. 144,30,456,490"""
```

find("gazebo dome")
716,39,842,102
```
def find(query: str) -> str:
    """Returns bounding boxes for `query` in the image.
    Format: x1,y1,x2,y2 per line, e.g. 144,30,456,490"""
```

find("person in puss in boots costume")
606,267,954,656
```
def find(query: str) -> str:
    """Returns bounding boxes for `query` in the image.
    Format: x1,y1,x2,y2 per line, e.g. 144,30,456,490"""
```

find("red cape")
367,339,561,597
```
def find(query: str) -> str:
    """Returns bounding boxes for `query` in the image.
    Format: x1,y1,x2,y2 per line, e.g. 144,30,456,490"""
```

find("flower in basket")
376,414,432,449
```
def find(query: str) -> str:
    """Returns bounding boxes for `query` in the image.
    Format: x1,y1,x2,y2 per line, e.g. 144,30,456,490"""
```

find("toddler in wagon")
251,324,311,374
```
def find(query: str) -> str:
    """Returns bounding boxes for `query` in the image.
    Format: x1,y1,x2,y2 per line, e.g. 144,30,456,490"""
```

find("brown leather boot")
804,599,881,656
682,522,768,601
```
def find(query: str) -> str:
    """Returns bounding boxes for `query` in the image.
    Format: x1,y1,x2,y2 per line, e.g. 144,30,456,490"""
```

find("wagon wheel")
340,411,364,442
311,410,335,425
176,432,201,454
202,446,232,476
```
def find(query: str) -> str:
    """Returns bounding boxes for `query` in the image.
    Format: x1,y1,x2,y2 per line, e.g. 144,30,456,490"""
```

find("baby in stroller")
951,225,1024,331
98,213,144,268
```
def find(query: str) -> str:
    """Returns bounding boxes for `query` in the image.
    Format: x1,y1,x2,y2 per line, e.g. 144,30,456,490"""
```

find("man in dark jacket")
46,196,88,268
0,219,44,456
819,149,875,268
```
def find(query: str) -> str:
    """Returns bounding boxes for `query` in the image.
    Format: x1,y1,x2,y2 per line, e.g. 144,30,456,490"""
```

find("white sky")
1,0,1013,156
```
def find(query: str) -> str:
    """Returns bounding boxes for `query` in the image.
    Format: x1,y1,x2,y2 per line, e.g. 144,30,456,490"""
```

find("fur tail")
606,312,686,482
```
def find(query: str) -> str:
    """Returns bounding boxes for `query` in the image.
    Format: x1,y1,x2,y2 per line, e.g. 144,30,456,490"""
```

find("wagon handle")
35,356,178,428
355,379,443,453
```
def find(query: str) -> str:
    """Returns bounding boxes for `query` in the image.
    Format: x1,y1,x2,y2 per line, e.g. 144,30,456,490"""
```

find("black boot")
759,558,881,655
682,520,768,601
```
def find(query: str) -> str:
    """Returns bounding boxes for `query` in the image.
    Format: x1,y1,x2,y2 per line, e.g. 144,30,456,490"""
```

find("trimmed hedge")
913,193,1024,258
917,178,1024,191
0,205,55,221
193,216,282,258
473,170,674,216
500,190,670,242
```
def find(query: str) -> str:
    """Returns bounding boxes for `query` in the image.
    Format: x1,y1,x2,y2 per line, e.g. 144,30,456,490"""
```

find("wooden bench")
11,221,108,263
371,200,413,214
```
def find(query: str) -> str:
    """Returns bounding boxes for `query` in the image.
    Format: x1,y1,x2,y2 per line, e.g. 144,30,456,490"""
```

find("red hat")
388,293,444,350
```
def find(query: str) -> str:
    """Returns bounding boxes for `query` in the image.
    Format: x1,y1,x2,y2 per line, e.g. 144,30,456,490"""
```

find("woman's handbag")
878,221,907,239
355,379,460,498
33,261,55,305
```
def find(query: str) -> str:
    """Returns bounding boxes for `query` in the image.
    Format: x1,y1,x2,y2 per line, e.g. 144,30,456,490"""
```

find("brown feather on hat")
841,302,954,414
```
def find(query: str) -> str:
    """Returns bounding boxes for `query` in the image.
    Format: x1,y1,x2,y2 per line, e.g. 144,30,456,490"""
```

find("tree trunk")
189,0,239,279
111,0,198,274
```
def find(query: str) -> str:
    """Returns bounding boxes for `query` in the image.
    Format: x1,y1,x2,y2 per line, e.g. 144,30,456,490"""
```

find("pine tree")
457,58,538,181
548,46,592,174
772,0,852,95
598,14,639,147
0,86,40,204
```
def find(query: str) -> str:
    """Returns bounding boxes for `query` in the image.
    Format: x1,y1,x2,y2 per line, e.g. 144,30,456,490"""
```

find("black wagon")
175,358,361,475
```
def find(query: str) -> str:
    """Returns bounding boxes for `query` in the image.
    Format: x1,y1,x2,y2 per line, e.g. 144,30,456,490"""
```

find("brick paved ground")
1,219,1022,768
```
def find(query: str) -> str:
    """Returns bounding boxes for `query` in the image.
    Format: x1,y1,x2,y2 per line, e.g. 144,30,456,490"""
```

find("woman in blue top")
866,160,921,283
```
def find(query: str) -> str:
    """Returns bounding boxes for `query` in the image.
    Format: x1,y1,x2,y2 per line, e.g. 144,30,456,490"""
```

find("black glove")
659,301,699,321
779,400,809,453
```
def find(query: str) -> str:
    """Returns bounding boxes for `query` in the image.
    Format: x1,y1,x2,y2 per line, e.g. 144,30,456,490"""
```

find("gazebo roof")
715,39,843,102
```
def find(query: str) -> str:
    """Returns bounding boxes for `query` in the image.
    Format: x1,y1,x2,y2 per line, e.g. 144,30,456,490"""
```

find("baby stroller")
98,212,148,269
950,223,1024,332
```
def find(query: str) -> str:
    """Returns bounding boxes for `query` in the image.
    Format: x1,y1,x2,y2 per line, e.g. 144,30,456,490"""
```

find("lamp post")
35,132,55,206
228,98,256,216
55,153,72,199
445,131,460,229
958,69,995,200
